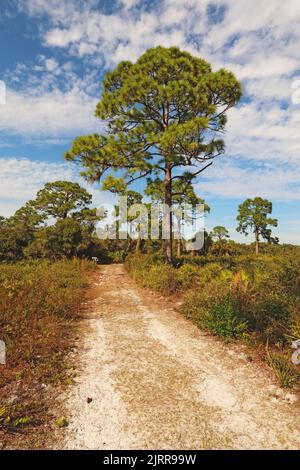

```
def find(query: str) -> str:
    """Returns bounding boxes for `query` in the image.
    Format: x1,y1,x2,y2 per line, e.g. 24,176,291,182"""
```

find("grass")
0,259,96,448
125,251,300,388
266,351,300,388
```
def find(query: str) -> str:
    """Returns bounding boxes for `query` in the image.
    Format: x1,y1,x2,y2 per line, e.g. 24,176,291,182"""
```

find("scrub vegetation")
0,259,96,448
126,246,300,388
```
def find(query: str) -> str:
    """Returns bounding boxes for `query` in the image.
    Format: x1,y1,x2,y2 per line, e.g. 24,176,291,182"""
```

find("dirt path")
63,264,300,450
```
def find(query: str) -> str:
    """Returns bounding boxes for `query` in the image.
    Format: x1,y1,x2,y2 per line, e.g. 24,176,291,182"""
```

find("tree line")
0,181,102,261
0,176,278,262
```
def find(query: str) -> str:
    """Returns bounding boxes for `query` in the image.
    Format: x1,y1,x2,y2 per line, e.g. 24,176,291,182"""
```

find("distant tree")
189,229,213,256
3,203,42,259
72,207,101,231
101,176,146,252
7,201,44,230
145,178,210,257
25,217,102,260
126,190,144,253
0,225,30,261
0,216,6,226
203,230,213,256
210,226,230,256
3,181,102,261
23,227,50,259
49,218,83,257
30,218,83,259
211,226,230,241
236,197,278,255
65,46,242,263
34,181,92,220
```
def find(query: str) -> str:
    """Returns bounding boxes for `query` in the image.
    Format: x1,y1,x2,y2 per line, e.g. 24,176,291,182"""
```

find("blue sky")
0,0,299,243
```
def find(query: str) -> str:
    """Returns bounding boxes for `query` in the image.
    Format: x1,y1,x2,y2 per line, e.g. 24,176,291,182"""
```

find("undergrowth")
126,252,300,388
0,259,96,447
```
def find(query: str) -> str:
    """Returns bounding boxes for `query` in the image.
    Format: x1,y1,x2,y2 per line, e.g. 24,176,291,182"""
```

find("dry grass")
0,259,96,449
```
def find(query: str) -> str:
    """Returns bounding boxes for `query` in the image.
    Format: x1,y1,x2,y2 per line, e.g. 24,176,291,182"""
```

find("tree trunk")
136,234,141,253
127,222,132,253
176,217,181,257
177,239,181,258
164,166,172,264
255,230,259,255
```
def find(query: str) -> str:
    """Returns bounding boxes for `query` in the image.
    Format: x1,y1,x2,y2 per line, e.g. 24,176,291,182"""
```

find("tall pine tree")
65,46,242,262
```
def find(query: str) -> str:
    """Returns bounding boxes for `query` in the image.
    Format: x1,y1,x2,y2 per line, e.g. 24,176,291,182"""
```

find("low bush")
175,264,201,289
266,351,300,388
0,259,96,442
287,318,300,342
203,295,248,339
127,255,180,293
126,251,300,387
247,294,291,344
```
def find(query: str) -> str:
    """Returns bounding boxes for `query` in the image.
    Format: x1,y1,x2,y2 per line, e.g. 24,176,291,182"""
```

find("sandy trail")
63,264,300,450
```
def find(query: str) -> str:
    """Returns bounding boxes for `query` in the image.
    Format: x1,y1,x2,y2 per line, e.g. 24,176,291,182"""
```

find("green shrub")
286,318,300,343
181,277,231,325
281,265,300,297
176,264,200,288
203,296,248,339
126,254,180,293
144,264,180,293
253,296,290,341
109,250,127,263
267,351,300,388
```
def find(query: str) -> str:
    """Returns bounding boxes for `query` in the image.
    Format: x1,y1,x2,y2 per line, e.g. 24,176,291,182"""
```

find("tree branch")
171,161,213,182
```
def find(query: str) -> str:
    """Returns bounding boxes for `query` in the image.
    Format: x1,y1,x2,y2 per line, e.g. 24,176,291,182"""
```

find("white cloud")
45,26,84,47
198,159,300,201
203,0,300,51
0,158,73,216
25,1,208,66
1,56,101,139
0,157,114,217
245,77,292,101
44,58,59,72
225,102,300,165
19,0,86,22
0,87,99,137
229,56,299,81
